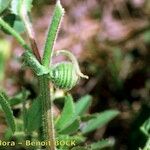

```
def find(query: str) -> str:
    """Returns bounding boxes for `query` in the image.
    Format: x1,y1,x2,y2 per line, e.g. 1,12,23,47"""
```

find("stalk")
0,1,64,149
42,0,64,67
0,18,30,51
39,76,55,150
40,1,64,149
20,0,62,149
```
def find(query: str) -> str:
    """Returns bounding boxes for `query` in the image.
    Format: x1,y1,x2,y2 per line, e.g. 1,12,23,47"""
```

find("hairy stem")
19,1,56,150
42,0,64,67
20,0,41,62
39,76,56,150
40,1,65,149
0,18,30,51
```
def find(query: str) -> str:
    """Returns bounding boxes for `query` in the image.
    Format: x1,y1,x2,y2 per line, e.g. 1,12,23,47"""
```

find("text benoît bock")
0,140,76,147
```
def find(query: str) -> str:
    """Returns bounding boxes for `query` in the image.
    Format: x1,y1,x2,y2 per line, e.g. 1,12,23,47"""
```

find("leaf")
56,95,92,132
0,39,11,82
0,0,11,14
2,14,25,33
57,134,86,146
140,117,150,137
0,92,16,132
75,95,92,116
13,18,25,33
56,94,75,130
11,0,33,15
9,90,30,106
59,119,80,134
42,0,65,67
26,97,42,133
71,146,89,150
90,138,115,150
81,114,98,122
82,110,120,134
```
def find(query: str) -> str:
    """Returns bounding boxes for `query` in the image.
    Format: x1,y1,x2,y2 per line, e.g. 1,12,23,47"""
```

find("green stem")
39,76,56,150
40,1,65,149
19,1,57,149
42,0,64,67
0,18,30,51
20,0,41,62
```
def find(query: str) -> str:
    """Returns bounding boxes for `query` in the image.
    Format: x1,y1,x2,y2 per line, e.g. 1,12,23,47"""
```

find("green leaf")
13,18,25,33
140,117,150,137
0,39,11,82
42,0,65,67
90,138,115,150
59,119,79,134
56,95,92,132
0,92,16,133
71,146,89,150
81,114,98,122
82,110,120,134
9,90,30,106
0,17,30,50
56,94,75,130
26,97,42,133
57,134,86,146
0,0,11,14
75,95,92,116
11,0,33,15
2,14,25,34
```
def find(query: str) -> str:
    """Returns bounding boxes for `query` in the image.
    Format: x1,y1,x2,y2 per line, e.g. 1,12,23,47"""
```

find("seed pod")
49,62,79,90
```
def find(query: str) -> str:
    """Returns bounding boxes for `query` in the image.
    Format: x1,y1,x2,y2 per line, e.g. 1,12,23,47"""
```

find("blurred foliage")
0,39,11,85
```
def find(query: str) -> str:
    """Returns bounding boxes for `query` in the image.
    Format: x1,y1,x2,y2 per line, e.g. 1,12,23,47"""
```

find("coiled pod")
49,62,78,90
49,50,88,90
22,50,88,91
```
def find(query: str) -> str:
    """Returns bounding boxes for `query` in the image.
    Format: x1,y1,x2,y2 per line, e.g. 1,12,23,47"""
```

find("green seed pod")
50,62,79,90
49,50,89,90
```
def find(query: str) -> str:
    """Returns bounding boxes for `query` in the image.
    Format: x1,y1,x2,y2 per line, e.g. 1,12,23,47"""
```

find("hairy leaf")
2,14,25,33
75,95,92,116
9,90,30,106
90,138,115,150
56,95,92,132
59,119,79,134
57,134,86,146
26,97,42,132
0,92,15,132
42,0,65,67
71,146,89,150
56,94,75,130
82,110,120,134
